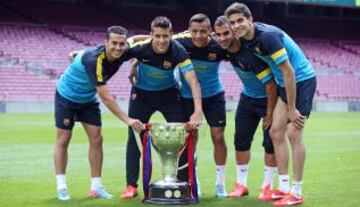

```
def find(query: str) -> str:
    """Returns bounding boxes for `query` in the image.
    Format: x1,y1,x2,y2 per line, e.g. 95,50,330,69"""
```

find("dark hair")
224,2,252,18
214,15,231,28
151,16,172,31
106,26,128,39
189,13,211,28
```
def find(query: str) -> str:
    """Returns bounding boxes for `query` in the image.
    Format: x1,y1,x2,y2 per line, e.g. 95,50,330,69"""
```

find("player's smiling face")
105,33,127,61
228,12,252,38
189,21,211,48
151,27,172,54
214,24,235,50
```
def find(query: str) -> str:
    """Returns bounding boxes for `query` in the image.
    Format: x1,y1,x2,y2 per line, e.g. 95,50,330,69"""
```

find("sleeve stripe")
256,68,271,80
173,32,191,40
129,38,151,48
270,48,286,61
178,59,192,68
96,52,105,82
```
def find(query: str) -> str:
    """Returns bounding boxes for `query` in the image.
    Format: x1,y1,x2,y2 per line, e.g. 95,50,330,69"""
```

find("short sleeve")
261,32,288,65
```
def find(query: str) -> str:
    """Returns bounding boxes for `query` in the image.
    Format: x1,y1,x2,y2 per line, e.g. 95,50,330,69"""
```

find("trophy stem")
161,156,178,182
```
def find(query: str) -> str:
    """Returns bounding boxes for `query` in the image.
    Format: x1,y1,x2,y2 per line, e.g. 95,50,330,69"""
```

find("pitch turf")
0,112,359,207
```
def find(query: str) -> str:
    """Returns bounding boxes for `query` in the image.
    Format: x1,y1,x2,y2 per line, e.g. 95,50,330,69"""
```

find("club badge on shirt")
163,61,172,69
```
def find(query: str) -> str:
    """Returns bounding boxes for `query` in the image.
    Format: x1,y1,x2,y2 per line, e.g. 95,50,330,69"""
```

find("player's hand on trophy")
127,118,143,133
187,110,203,130
288,108,305,130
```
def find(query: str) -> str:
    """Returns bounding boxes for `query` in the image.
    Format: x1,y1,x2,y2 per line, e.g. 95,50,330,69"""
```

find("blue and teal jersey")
56,45,128,103
128,39,193,91
173,32,227,98
242,22,316,87
227,41,273,99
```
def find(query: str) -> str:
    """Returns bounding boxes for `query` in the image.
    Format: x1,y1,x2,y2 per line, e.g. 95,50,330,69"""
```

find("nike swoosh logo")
142,59,150,62
286,200,301,205
218,120,225,123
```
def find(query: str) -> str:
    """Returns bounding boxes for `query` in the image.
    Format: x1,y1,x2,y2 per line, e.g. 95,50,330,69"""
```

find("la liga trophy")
138,122,199,205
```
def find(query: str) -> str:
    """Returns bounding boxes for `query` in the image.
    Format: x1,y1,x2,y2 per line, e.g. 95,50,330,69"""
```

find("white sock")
262,166,277,188
236,164,249,186
56,174,67,190
291,180,303,197
278,174,290,193
215,165,226,186
91,177,103,190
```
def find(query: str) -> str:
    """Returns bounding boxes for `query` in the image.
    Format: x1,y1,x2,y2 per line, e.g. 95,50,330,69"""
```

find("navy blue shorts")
182,92,226,127
234,94,274,154
279,77,317,117
128,86,185,123
55,91,101,130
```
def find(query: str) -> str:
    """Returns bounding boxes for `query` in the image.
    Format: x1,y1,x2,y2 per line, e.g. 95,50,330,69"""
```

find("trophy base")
144,181,198,205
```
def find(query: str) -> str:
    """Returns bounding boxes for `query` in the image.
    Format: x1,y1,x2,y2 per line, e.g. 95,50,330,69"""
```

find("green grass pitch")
0,112,360,207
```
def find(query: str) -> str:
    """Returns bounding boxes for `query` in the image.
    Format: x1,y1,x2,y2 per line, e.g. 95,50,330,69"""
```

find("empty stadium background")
1,0,360,113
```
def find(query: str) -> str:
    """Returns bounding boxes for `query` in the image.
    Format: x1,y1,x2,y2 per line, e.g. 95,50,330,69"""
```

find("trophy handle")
177,123,208,170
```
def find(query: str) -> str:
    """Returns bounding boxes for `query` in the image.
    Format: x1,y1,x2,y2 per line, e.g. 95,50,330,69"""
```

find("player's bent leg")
122,88,154,199
270,98,291,197
210,127,228,198
54,128,72,201
82,123,103,177
54,129,72,175
287,122,306,182
269,98,288,175
229,101,258,199
286,122,305,200
82,123,114,199
210,127,227,165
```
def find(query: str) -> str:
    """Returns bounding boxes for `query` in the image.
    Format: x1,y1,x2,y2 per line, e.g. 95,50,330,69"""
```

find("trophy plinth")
146,181,192,205
143,122,196,205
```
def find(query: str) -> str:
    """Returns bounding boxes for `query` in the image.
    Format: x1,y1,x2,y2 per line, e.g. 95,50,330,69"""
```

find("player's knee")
56,134,71,148
90,134,103,146
270,126,285,143
286,124,302,141
212,134,226,147
235,141,251,151
234,133,252,151
264,145,275,154
287,130,303,147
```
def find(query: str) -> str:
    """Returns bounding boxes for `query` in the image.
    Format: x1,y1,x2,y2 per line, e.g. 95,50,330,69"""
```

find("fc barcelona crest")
63,118,70,126
208,52,217,61
163,61,172,69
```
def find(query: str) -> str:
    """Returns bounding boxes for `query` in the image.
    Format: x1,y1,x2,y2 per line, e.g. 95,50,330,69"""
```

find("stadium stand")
0,0,359,102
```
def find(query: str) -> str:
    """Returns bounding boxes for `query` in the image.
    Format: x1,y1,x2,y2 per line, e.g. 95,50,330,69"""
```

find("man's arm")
128,59,139,86
127,35,151,44
263,79,278,130
183,69,203,128
278,60,305,129
96,85,143,132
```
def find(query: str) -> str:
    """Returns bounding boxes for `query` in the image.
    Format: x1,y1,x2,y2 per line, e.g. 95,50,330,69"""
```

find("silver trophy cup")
144,122,195,205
